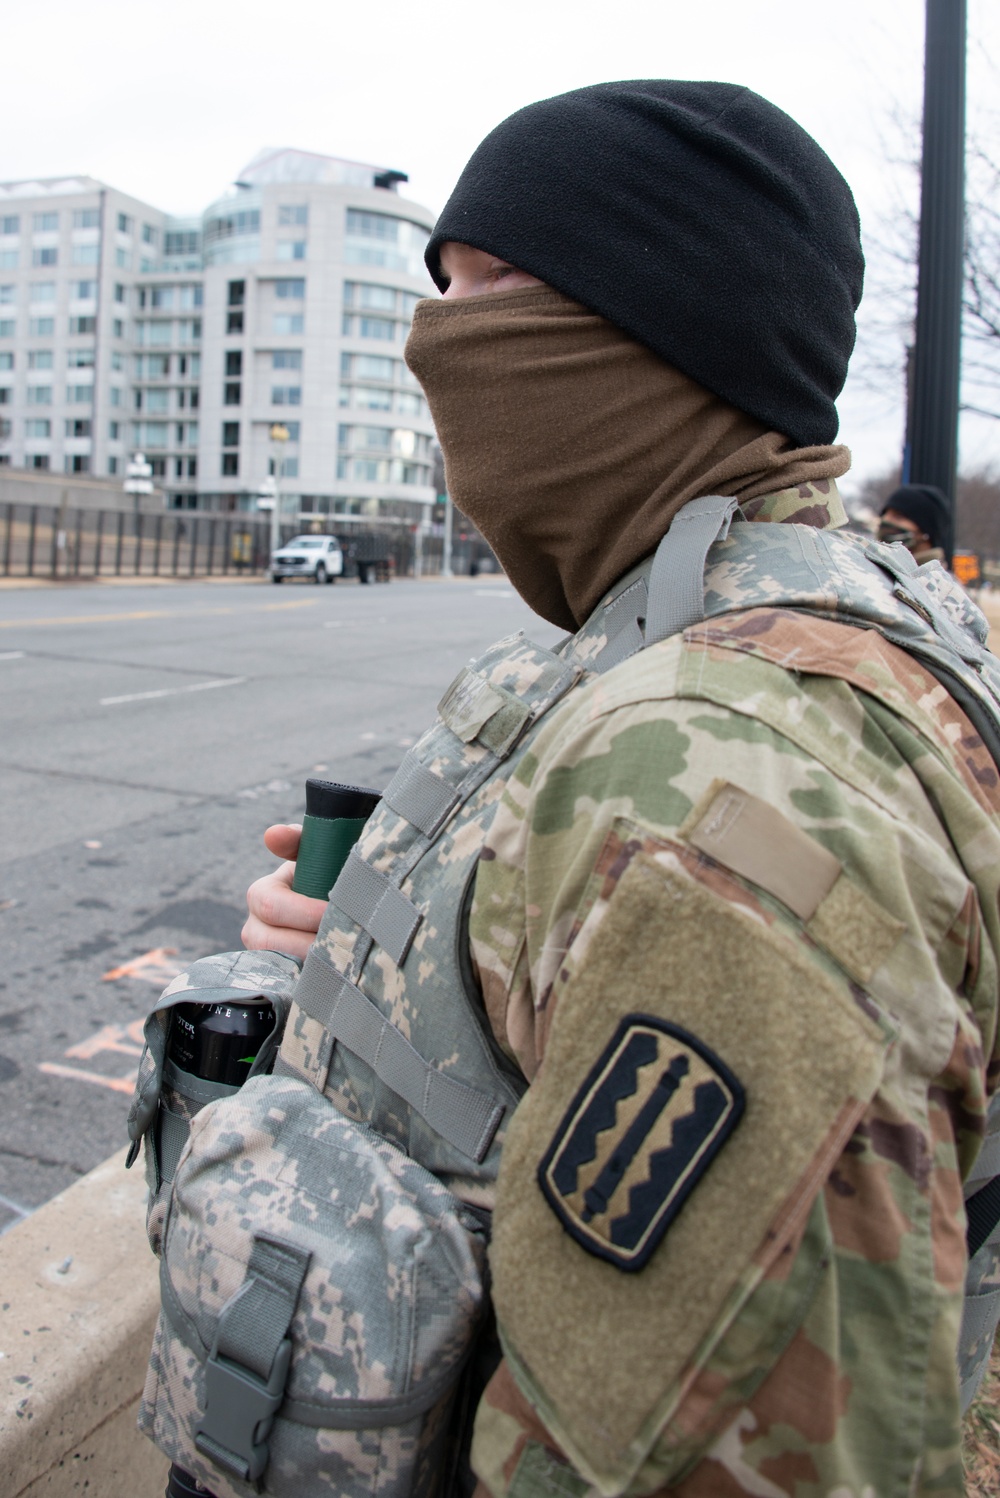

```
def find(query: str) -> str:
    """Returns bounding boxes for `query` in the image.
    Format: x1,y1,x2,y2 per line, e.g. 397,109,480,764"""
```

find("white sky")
3,0,998,493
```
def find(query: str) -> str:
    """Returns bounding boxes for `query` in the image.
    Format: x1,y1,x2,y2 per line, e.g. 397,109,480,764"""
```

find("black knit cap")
426,81,864,447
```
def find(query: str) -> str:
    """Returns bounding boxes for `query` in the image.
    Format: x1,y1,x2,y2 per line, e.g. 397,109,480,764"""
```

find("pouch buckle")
196,1332,292,1483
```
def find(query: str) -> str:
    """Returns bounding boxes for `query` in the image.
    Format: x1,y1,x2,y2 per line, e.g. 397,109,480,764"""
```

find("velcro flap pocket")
146,1074,488,1497
490,854,895,1494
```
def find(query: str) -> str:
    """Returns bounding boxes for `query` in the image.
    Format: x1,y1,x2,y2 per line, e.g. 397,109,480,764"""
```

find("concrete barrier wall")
0,1146,168,1497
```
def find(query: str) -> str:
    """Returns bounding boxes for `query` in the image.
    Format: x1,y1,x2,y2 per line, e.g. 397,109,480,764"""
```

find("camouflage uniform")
468,482,1000,1498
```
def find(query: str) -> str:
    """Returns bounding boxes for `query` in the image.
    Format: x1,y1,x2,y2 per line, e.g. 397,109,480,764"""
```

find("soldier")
243,82,1000,1496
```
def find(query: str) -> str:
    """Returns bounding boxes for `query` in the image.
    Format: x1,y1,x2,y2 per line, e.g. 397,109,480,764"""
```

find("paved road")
0,574,560,1231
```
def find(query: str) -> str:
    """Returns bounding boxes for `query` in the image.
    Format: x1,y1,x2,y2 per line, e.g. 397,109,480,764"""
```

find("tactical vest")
279,496,1000,1403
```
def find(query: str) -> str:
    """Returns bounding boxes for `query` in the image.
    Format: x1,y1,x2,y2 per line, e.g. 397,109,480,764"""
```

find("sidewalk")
0,1147,166,1497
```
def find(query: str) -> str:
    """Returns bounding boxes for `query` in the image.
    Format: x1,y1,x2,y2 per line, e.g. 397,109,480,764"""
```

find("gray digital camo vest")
134,499,1000,1498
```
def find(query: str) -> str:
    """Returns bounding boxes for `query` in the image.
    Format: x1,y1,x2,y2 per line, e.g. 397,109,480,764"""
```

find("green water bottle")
291,779,382,899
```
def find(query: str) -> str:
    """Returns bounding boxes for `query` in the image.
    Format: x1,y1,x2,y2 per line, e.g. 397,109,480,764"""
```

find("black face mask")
877,522,924,551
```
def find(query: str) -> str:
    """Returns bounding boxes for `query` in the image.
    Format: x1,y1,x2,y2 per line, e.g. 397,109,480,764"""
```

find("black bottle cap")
304,778,382,822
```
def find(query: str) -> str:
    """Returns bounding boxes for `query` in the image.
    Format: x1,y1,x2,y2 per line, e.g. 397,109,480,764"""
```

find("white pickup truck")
271,534,344,584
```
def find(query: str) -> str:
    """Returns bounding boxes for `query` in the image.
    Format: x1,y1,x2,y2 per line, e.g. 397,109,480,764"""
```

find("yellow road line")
0,600,318,629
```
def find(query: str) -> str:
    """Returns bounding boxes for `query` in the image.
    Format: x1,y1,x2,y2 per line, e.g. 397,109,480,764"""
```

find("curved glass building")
0,148,439,521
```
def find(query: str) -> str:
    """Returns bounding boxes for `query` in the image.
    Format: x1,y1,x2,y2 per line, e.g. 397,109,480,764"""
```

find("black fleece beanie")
426,80,864,448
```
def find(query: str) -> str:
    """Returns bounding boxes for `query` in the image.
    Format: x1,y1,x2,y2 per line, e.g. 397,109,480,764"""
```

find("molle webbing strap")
156,1059,238,1186
644,493,742,645
330,850,424,966
382,758,460,838
595,576,648,674
293,951,504,1163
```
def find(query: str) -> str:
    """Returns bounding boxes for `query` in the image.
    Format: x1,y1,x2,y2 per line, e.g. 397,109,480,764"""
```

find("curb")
0,1146,167,1496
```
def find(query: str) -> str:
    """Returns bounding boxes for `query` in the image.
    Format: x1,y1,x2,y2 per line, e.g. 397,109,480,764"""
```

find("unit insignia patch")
537,1014,745,1271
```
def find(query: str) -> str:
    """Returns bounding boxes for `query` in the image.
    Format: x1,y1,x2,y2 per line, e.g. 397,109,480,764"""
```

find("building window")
28,318,52,336
225,350,242,376
271,386,301,405
1,215,19,235
278,205,308,226
281,421,300,441
32,247,58,267
26,419,51,437
224,382,241,405
0,320,14,337
114,283,125,303
29,454,49,470
64,455,90,474
351,315,395,340
117,212,132,234
179,285,202,309
27,386,52,405
30,281,56,303
150,287,173,310
165,230,200,257
0,251,17,270
344,209,429,278
0,285,13,304
73,208,100,229
0,387,10,404
109,421,120,439
108,456,119,475
274,278,305,299
280,456,299,478
66,385,94,404
0,352,11,370
273,313,303,335
33,212,58,232
228,280,245,308
145,389,169,413
113,318,125,338
272,350,302,370
29,350,53,369
67,348,95,367
72,244,100,265
110,386,122,406
343,281,396,312
222,422,239,447
70,316,97,334
142,223,157,245
65,418,92,437
115,248,131,269
222,452,239,476
276,241,306,261
148,457,166,477
74,279,97,300
226,310,244,334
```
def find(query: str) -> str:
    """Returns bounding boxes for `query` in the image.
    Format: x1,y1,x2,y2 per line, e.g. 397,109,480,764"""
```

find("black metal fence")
0,501,498,583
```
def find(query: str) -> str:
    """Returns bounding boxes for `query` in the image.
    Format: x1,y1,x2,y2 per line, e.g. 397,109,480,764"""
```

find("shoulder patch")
538,1015,744,1271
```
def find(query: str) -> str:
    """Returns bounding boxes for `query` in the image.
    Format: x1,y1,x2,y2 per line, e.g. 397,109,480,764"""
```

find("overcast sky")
3,0,998,493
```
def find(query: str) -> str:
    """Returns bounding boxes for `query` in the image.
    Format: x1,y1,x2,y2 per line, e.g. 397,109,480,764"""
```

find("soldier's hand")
242,823,326,960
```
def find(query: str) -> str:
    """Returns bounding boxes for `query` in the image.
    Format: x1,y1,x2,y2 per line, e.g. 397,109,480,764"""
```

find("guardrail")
0,1146,167,1497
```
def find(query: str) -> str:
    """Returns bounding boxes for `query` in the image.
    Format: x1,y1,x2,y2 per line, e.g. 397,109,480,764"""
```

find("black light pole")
904,0,967,518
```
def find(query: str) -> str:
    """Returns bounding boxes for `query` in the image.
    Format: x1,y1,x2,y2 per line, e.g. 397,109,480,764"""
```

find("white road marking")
0,651,25,661
100,676,246,706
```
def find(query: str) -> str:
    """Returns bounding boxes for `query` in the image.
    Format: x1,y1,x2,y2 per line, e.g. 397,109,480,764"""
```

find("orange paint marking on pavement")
102,946,183,984
38,1061,136,1095
64,1021,145,1061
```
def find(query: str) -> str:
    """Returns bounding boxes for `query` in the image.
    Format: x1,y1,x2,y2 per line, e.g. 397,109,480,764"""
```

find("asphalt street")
0,572,560,1232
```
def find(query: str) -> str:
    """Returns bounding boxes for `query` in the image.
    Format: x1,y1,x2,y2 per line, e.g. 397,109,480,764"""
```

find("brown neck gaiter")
405,287,851,631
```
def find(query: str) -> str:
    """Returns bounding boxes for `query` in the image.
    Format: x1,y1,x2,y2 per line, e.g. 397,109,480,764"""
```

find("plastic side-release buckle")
196,1333,292,1484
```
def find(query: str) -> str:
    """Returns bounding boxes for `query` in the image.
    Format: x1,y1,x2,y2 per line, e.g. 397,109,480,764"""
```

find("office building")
0,149,438,520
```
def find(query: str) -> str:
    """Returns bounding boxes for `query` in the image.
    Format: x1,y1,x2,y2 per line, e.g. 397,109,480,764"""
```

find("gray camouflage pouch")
126,950,300,1255
139,1071,488,1498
